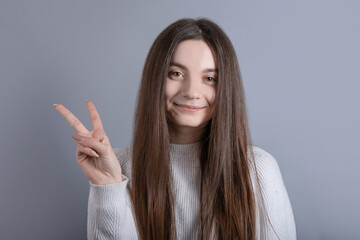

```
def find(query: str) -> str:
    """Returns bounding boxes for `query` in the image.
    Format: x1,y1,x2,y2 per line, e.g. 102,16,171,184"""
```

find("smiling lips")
174,103,204,112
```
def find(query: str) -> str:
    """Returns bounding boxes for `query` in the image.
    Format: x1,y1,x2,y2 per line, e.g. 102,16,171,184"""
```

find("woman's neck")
168,121,208,144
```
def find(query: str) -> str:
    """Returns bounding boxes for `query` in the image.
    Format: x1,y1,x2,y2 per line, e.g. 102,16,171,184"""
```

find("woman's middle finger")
86,100,105,132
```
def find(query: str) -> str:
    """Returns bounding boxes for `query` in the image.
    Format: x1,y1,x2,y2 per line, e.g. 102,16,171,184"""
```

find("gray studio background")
1,0,359,239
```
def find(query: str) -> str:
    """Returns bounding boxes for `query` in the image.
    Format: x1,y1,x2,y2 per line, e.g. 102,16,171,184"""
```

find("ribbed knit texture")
87,143,296,240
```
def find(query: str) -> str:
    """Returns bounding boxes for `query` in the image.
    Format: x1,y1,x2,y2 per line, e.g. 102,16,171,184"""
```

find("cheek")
165,80,179,101
208,92,216,118
206,88,216,105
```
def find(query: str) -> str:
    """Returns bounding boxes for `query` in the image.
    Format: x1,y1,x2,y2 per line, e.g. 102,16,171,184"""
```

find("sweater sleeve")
252,147,297,240
87,147,138,240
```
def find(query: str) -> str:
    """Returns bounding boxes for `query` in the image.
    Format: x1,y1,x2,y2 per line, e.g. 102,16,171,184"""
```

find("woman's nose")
180,77,201,99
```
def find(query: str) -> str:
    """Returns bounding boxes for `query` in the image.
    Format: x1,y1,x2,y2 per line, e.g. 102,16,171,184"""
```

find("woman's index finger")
54,104,89,134
86,100,105,131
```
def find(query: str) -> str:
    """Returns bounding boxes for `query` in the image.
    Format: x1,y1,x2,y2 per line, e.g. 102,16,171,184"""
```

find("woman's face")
165,39,217,131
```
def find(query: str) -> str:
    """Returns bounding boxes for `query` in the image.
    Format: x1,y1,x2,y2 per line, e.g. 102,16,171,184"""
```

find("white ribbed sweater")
87,143,296,239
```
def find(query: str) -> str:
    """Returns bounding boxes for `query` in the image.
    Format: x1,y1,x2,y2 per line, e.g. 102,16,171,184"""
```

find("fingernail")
53,104,58,108
71,134,84,142
90,150,99,158
86,99,89,103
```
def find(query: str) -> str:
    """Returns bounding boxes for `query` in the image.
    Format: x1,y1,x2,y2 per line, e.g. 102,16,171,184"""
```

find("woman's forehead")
171,40,217,71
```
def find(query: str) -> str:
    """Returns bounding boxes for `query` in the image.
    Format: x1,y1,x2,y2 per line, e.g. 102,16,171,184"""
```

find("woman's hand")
54,100,123,185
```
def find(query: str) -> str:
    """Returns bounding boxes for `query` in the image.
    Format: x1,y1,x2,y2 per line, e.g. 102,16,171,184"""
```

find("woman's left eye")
205,76,217,83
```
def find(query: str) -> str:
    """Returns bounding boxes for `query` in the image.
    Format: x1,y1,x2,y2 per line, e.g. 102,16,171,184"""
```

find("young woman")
54,18,296,240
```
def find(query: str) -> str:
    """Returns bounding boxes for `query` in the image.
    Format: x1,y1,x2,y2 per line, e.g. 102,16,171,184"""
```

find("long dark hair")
130,17,275,240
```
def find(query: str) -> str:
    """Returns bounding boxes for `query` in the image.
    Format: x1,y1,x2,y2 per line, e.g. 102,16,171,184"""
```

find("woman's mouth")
174,103,204,112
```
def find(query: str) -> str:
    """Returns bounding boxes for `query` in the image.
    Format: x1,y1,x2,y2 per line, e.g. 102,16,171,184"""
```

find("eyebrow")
170,62,218,73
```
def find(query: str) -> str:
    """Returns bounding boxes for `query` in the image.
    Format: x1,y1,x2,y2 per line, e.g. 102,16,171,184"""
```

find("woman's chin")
171,119,210,129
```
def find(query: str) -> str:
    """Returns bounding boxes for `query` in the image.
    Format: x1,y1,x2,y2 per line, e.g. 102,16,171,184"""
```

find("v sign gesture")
54,100,123,185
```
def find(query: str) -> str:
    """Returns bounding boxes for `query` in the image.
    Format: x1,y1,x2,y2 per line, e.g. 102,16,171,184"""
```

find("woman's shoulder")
113,145,132,159
113,145,133,178
248,145,286,194
248,145,282,177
